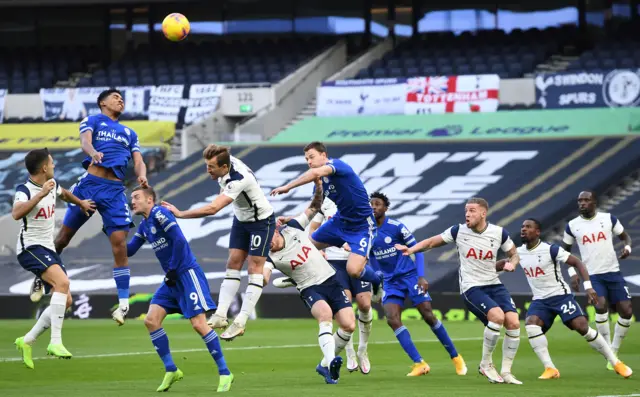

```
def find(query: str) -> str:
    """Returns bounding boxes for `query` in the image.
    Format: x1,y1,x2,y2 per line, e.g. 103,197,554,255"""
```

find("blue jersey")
79,114,140,180
322,158,372,223
127,205,198,274
369,218,425,280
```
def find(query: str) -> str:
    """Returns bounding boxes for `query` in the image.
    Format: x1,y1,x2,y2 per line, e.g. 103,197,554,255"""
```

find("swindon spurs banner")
316,74,500,116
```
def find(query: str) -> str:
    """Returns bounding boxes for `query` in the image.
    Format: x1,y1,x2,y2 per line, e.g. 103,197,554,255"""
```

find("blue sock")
113,267,130,300
431,320,458,359
150,328,177,372
395,325,422,363
203,330,231,376
358,265,381,284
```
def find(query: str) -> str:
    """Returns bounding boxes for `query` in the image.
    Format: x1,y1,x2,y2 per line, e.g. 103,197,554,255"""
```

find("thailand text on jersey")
322,158,372,223
441,223,514,293
131,205,199,274
79,114,140,180
312,197,349,261
219,155,273,222
518,241,572,300
266,213,336,291
14,179,62,254
563,212,624,275
370,217,420,280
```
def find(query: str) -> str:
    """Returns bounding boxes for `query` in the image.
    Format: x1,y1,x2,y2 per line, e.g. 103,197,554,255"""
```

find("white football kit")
517,241,572,300
14,179,62,254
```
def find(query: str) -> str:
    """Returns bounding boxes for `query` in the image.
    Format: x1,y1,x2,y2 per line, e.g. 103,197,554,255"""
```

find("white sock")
119,298,129,309
357,309,373,353
585,327,618,365
319,321,335,367
234,274,264,326
595,312,611,345
215,269,241,319
49,292,67,345
334,328,353,356
24,306,52,345
481,321,502,366
526,325,555,369
612,317,632,355
502,328,520,373
345,333,356,356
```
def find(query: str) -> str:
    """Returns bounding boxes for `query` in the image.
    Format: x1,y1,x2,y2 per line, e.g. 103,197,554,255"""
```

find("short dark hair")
370,191,390,208
304,141,327,154
97,88,123,110
467,197,489,211
580,190,598,203
25,148,51,175
525,218,542,231
202,144,231,167
132,185,157,202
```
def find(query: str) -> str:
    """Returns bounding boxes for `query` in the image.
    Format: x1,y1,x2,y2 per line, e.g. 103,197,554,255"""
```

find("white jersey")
518,241,572,300
219,156,273,222
265,213,336,291
14,179,62,254
312,197,349,261
441,223,515,293
563,212,624,275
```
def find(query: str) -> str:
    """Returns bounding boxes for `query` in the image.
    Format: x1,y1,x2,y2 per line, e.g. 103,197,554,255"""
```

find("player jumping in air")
309,197,374,374
396,197,522,384
562,191,633,371
513,218,632,379
370,192,467,377
270,142,383,300
49,89,148,326
13,148,95,368
127,186,233,392
265,179,355,384
161,144,275,341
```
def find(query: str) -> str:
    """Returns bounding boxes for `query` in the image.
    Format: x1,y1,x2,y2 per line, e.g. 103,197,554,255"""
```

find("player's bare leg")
384,303,430,376
110,230,130,325
354,291,373,374
611,300,633,367
209,249,246,329
342,289,358,372
191,314,233,391
416,301,466,375
145,304,184,392
221,254,265,340
479,307,505,383
345,253,383,302
568,315,632,378
525,315,559,379
500,311,522,384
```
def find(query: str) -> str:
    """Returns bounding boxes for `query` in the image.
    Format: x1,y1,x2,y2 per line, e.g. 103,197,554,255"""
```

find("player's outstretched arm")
60,187,96,216
161,194,233,219
396,235,447,255
302,178,324,221
12,180,55,220
131,151,148,188
565,254,598,303
126,232,146,257
270,166,333,196
617,231,632,259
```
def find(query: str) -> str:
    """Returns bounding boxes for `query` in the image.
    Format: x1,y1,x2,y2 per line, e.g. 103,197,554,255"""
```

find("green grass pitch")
0,319,638,396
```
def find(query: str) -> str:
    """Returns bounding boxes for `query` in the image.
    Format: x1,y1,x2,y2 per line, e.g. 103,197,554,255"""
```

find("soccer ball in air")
162,13,190,42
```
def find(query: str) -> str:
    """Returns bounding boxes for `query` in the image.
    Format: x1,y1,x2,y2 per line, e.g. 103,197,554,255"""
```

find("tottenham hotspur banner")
40,84,223,124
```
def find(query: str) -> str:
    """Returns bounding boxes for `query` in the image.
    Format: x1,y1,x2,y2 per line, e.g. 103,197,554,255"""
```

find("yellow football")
162,13,190,42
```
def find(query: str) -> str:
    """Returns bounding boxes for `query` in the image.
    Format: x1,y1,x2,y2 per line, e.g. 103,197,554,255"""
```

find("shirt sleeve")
563,223,576,245
55,181,62,197
127,224,147,257
130,130,141,154
163,215,188,271
611,214,625,236
326,159,350,176
440,225,459,244
221,178,249,201
551,244,571,264
14,185,30,203
398,223,417,247
79,116,95,134
500,228,515,252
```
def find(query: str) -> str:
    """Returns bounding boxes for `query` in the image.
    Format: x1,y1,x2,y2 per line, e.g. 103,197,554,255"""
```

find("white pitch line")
0,337,483,363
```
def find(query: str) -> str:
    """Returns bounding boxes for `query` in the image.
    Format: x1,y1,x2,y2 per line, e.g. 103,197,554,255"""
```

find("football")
162,13,190,42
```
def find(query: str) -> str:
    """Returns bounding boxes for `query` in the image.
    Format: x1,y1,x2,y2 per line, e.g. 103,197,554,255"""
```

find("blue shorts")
311,214,376,258
462,284,517,326
229,214,275,257
150,266,217,319
300,275,352,315
17,245,66,294
331,260,371,295
591,271,631,304
63,173,133,236
527,294,585,332
382,271,432,307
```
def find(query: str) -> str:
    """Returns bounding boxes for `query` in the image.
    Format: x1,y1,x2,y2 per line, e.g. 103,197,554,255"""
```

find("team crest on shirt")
151,226,157,234
384,236,392,244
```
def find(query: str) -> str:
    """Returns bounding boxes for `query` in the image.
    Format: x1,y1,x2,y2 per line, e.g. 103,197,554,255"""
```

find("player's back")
443,223,510,293
219,155,273,222
371,218,417,280
268,224,335,290
565,212,621,275
323,158,372,223
138,205,198,273
15,179,61,253
518,241,571,300
79,114,140,180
